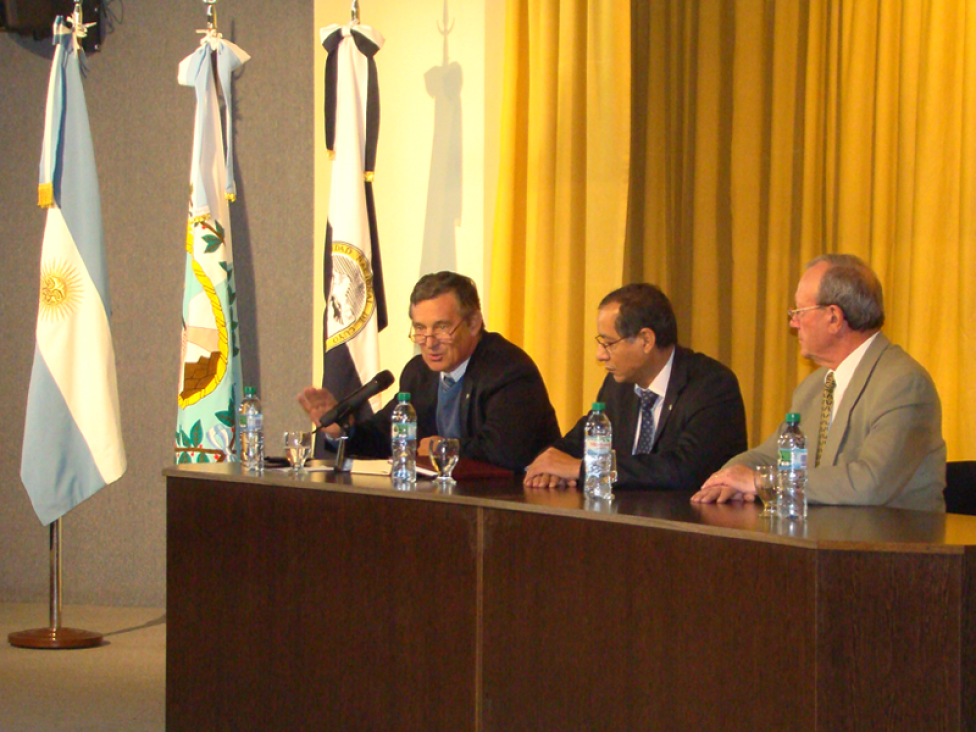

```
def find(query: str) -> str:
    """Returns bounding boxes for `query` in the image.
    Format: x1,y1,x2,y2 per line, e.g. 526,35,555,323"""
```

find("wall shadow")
419,0,463,277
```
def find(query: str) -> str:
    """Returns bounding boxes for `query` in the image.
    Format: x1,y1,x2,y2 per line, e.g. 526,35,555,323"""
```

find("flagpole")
10,1,111,651
8,519,103,649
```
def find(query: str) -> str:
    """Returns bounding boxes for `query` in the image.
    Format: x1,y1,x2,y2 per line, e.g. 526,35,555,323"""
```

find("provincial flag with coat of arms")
318,21,388,442
21,16,126,526
173,29,249,463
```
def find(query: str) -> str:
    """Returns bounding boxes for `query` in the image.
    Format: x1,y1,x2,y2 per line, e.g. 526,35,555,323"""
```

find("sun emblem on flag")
326,241,375,350
38,259,83,322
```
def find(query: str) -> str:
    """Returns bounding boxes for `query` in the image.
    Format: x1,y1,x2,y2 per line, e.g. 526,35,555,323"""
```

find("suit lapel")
653,347,687,449
821,332,889,466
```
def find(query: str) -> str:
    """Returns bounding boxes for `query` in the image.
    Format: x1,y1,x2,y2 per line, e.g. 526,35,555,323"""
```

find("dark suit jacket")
345,331,561,472
551,346,748,490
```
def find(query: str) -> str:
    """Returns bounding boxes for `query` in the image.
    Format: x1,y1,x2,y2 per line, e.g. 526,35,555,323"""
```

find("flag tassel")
8,519,104,649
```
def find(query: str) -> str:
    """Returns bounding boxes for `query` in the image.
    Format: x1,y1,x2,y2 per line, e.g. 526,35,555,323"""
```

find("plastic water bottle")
238,386,264,471
390,393,417,486
583,402,613,499
777,412,807,519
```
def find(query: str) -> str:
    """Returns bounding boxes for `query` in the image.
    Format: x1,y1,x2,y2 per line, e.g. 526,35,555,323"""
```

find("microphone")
318,370,395,429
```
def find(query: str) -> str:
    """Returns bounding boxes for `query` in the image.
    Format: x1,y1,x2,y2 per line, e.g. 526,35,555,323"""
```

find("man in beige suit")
692,254,946,512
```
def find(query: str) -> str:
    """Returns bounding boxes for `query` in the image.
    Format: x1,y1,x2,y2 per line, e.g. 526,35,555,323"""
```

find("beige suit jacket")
728,333,946,512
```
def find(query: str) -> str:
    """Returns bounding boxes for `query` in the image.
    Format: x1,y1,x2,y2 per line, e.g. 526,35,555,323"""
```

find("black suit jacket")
344,331,561,472
551,346,748,490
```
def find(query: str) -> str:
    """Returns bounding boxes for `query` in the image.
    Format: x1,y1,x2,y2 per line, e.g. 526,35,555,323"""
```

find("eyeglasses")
594,335,627,352
409,320,465,344
787,305,825,322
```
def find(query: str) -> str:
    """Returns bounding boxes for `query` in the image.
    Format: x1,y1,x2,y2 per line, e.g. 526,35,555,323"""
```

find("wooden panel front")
816,549,964,731
480,510,817,731
167,477,479,732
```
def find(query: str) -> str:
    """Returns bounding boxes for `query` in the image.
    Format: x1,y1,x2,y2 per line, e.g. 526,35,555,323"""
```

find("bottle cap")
244,386,255,395
398,392,411,401
592,402,605,411
786,412,801,423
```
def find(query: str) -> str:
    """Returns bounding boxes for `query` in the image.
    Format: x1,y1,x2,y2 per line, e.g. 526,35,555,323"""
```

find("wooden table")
165,463,976,731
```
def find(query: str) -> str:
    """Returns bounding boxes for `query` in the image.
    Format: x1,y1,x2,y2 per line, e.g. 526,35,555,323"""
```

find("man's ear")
468,310,485,334
825,304,845,333
640,327,657,352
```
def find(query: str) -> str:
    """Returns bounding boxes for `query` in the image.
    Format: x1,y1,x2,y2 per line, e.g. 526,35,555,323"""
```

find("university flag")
21,16,126,526
174,32,249,463
320,23,388,427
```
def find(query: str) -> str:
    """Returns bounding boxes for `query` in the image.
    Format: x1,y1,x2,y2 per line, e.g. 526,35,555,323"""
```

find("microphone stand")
331,413,355,474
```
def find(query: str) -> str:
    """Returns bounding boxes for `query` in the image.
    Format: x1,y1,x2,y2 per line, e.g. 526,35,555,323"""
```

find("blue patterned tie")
635,391,658,454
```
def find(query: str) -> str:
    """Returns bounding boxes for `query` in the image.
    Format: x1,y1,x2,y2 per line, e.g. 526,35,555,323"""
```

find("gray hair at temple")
409,271,482,321
807,253,885,332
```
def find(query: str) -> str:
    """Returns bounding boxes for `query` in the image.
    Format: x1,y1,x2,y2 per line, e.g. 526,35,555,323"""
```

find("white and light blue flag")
21,16,126,526
174,30,249,464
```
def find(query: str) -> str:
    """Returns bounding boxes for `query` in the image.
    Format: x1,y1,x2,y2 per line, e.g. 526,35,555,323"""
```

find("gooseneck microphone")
317,370,395,429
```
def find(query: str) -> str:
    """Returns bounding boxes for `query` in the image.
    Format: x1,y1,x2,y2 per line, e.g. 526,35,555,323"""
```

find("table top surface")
164,461,976,552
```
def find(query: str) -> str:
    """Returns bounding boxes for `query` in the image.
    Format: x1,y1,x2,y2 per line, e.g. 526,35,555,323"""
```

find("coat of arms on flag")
174,27,249,463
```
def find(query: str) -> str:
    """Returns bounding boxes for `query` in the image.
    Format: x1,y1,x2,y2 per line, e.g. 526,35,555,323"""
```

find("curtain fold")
491,0,631,431
495,0,973,458
628,0,975,456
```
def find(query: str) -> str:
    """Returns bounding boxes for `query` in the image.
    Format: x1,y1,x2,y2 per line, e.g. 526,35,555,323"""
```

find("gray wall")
0,1,314,607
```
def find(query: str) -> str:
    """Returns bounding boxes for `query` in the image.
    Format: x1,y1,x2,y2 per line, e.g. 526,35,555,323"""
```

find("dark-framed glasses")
594,335,627,352
409,320,465,344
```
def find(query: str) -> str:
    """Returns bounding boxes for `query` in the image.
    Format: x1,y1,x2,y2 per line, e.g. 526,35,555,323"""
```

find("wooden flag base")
8,627,103,650
7,518,103,651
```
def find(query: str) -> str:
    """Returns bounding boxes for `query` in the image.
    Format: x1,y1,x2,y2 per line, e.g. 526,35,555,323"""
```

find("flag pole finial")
351,0,360,25
204,0,218,33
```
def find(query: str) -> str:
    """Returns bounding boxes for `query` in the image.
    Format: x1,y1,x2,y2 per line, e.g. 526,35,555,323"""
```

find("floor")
0,603,165,732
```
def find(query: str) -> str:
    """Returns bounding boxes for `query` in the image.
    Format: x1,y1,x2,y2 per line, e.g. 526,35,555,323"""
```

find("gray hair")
806,254,885,331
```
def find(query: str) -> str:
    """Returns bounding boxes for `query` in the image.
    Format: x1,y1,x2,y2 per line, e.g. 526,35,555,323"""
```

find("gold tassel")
226,193,236,202
38,183,54,209
364,171,374,183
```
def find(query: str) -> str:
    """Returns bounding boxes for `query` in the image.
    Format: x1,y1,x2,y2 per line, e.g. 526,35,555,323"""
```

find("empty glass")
283,431,312,473
431,437,460,485
754,465,779,517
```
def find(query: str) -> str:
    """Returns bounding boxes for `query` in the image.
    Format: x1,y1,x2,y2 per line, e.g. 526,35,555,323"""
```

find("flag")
20,16,126,526
319,23,388,430
174,31,249,464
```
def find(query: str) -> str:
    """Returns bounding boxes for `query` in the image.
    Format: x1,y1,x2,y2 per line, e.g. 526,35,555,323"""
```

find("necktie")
635,391,658,455
816,371,836,467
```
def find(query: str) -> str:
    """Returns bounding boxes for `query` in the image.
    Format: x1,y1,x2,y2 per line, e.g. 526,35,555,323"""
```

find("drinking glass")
754,465,779,517
283,431,312,473
431,438,460,485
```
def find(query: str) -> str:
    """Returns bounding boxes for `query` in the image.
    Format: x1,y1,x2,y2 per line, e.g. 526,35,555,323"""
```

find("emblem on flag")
20,16,126,526
319,21,388,431
174,28,249,464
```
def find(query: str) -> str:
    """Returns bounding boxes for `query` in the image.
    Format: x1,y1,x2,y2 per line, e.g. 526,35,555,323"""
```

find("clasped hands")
690,464,758,503
523,448,582,490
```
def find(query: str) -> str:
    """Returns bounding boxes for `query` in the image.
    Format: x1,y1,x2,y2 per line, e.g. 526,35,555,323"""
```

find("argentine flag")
21,17,126,526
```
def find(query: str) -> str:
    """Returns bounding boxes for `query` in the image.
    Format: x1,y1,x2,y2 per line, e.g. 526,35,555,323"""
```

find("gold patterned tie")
816,371,836,467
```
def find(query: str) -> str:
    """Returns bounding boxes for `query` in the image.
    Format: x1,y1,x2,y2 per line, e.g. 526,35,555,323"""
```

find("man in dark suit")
300,271,561,472
524,284,747,490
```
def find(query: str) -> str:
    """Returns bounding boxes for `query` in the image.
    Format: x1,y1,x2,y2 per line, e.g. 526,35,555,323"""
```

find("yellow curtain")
628,0,975,457
490,0,631,432
495,0,975,458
